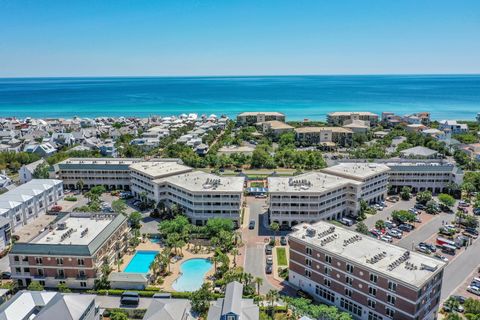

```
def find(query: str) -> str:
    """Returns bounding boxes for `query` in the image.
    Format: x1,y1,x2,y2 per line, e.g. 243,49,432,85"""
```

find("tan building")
327,112,378,126
295,127,353,147
288,221,445,320
258,120,294,136
236,112,285,125
10,212,129,289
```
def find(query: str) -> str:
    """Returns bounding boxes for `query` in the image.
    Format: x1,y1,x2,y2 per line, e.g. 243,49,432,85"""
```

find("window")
368,311,383,320
370,273,378,283
37,269,44,276
345,288,352,297
345,276,353,286
39,280,45,286
368,286,377,296
80,282,87,288
56,258,63,265
388,281,397,292
305,269,312,278
387,294,396,305
14,256,19,262
315,285,335,302
346,263,354,273
226,316,236,320
306,247,312,256
35,257,43,265
386,307,395,318
368,299,376,309
78,258,85,266
324,278,331,287
340,298,362,317
305,258,312,267
325,255,332,264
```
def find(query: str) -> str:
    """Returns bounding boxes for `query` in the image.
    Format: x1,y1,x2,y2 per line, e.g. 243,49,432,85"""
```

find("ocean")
0,75,479,120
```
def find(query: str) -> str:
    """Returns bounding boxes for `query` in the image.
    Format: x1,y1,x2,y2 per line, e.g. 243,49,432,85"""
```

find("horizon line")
1,72,480,80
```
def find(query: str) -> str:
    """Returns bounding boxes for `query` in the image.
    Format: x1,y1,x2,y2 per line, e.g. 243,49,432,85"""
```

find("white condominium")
268,163,389,227
236,112,285,125
327,112,379,126
129,160,193,203
156,171,245,226
321,162,390,205
0,179,64,232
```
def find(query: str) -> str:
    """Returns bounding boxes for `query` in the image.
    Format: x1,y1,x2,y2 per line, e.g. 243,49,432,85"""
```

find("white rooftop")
129,161,192,179
60,157,143,165
156,171,245,193
321,162,390,180
290,221,445,289
268,171,358,194
34,214,113,245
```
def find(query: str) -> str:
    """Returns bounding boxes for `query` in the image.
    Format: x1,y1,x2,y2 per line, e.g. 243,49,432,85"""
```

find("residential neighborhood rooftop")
156,171,245,193
321,162,390,180
268,171,358,194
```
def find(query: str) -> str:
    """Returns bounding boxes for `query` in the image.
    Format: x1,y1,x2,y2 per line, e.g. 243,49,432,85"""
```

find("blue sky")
1,0,479,77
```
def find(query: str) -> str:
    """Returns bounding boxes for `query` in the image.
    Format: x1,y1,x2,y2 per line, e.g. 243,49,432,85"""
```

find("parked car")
467,285,480,296
414,203,426,210
255,194,267,199
384,221,397,229
419,242,436,252
296,289,313,300
380,235,393,243
387,229,402,239
266,256,273,266
248,220,256,230
465,227,479,236
120,292,140,306
152,292,172,299
1,272,11,279
474,208,480,215
458,201,470,208
408,208,419,214
370,229,382,238
450,295,467,304
265,245,273,255
398,224,414,232
340,218,354,226
280,236,287,246
416,245,431,254
433,254,449,262
265,265,273,274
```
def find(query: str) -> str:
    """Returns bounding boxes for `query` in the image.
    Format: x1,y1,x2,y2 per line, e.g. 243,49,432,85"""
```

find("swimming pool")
172,258,213,292
124,251,158,273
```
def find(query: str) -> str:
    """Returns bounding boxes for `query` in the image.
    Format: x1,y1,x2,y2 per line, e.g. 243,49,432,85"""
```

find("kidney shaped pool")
172,258,213,292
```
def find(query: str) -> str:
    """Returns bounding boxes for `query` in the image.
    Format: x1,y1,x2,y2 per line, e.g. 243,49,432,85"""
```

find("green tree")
57,282,71,293
191,283,213,315
76,179,85,191
32,162,50,179
400,186,412,200
416,190,432,205
464,297,480,314
27,281,44,291
254,277,263,295
205,218,234,237
391,210,416,223
355,222,369,235
438,193,456,209
375,220,385,230
270,222,280,243
128,211,142,229
426,200,439,214
112,199,127,215
266,289,279,317
109,310,129,320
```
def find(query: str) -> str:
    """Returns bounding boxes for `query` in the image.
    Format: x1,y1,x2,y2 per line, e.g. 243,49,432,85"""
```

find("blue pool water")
124,251,158,273
149,238,161,243
172,258,213,292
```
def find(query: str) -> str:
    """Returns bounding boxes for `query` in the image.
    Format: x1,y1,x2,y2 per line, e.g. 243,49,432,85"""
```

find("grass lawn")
276,247,288,266
250,181,265,188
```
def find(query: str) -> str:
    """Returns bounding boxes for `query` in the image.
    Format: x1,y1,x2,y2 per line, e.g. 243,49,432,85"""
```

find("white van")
340,218,354,226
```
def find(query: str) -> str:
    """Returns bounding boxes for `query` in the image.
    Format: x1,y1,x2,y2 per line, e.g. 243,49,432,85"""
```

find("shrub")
64,196,77,202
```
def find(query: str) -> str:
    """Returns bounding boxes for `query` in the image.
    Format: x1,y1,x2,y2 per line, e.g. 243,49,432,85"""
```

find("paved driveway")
95,295,153,309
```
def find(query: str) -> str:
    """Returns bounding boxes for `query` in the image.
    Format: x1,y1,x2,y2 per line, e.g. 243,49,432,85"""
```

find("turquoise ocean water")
0,75,478,120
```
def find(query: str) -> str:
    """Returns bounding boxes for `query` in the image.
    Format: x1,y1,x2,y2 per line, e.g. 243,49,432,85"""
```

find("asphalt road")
243,197,277,294
95,295,153,309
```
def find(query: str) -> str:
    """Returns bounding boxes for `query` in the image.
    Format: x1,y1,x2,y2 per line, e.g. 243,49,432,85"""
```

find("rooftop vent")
343,234,362,247
387,251,410,271
320,234,338,246
366,251,387,264
306,228,316,237
317,226,336,239
420,263,438,272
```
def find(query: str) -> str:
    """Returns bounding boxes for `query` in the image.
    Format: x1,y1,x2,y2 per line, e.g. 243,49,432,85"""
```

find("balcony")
76,274,88,280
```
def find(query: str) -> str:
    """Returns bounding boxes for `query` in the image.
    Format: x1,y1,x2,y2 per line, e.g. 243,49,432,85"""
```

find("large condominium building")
321,163,390,205
51,157,183,191
268,172,360,227
327,112,379,126
155,171,245,226
288,222,445,320
236,112,285,125
378,160,463,194
9,212,129,289
129,160,193,203
268,163,389,227
295,127,354,147
52,158,144,190
0,179,64,232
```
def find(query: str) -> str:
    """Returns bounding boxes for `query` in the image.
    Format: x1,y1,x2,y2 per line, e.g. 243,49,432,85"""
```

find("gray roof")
207,281,259,320
108,272,148,283
143,299,193,320
11,213,127,256
400,146,438,157
35,293,96,320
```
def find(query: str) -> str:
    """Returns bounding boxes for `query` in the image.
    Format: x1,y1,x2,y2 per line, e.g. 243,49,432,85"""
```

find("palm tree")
231,248,239,267
270,222,280,244
76,179,84,191
253,277,263,295
266,289,279,318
